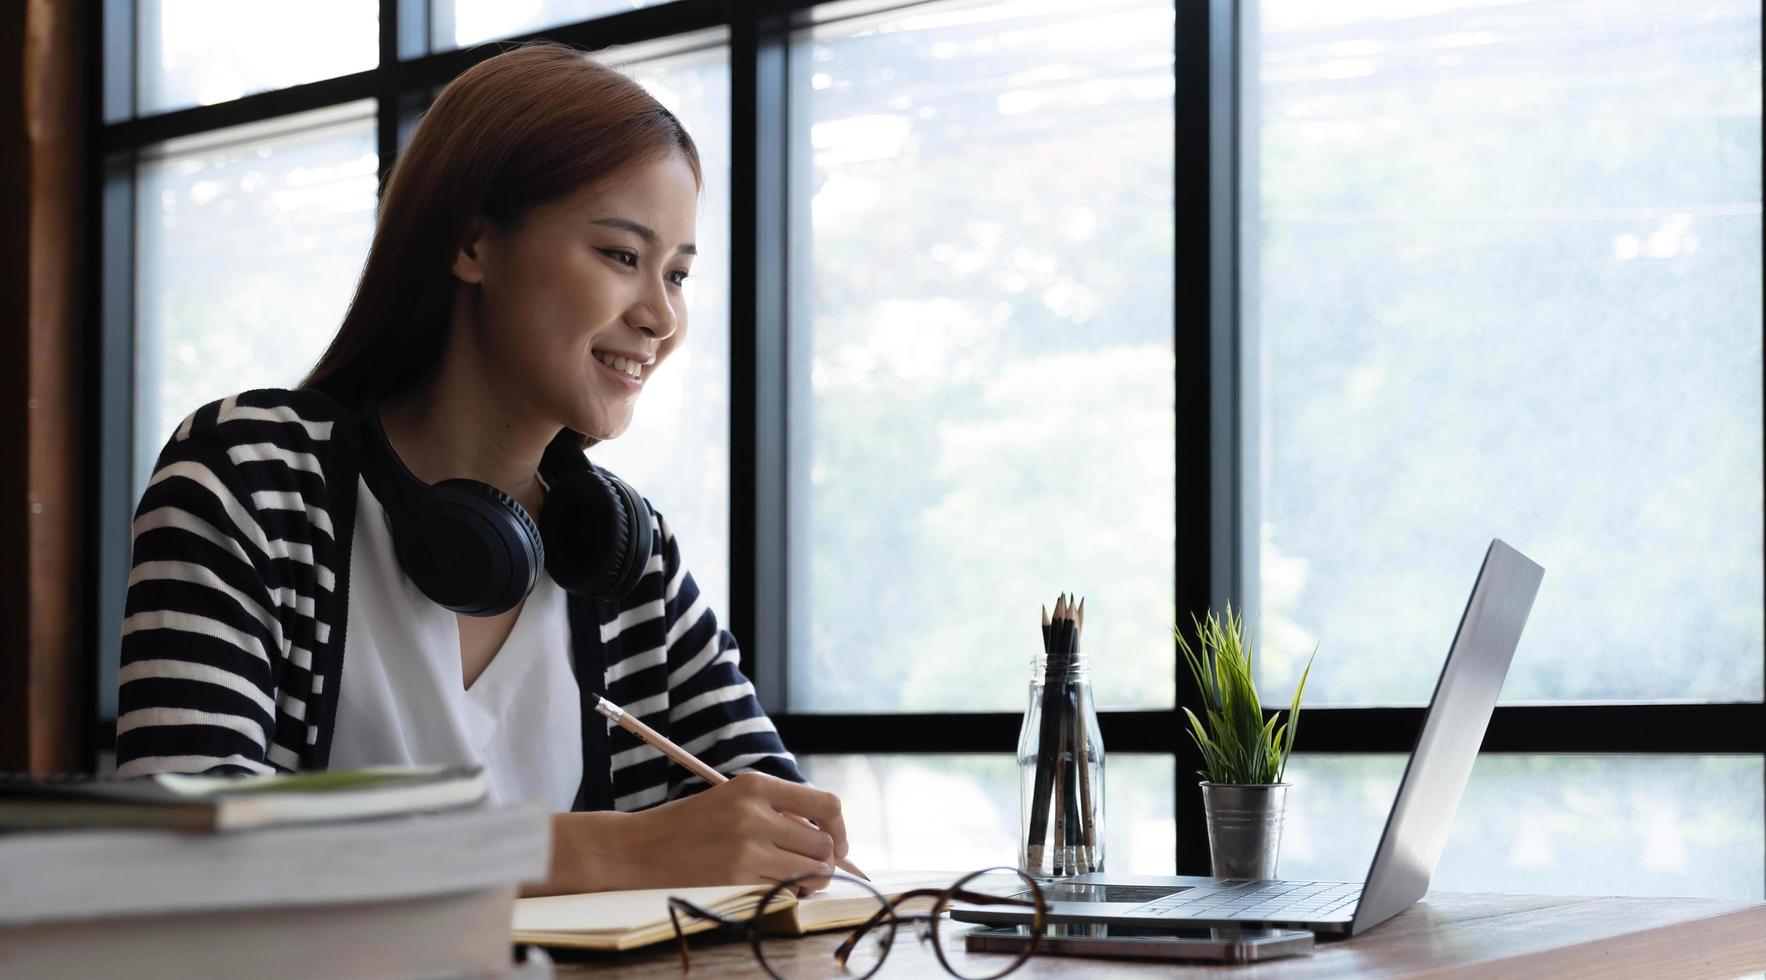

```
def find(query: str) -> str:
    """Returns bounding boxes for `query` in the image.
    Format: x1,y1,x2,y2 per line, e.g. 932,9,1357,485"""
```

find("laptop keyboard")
1128,880,1362,921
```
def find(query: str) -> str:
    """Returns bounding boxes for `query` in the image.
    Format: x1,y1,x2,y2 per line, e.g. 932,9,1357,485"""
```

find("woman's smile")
592,348,646,391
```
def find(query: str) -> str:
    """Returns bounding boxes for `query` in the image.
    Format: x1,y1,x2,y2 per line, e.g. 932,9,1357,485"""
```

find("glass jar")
1017,651,1105,878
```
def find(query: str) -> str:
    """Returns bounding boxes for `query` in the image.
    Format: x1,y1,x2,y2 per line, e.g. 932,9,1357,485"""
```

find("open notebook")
513,871,961,951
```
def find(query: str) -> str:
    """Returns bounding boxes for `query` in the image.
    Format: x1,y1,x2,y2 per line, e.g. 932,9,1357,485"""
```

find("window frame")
90,0,1766,885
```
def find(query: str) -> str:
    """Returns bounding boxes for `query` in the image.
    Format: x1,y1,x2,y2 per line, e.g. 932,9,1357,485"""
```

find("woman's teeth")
594,351,642,379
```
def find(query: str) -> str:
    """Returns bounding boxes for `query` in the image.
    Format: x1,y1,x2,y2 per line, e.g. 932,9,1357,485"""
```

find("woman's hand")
526,773,850,897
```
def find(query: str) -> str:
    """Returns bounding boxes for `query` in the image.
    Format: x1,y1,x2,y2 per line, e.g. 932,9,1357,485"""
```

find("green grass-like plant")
1176,605,1315,785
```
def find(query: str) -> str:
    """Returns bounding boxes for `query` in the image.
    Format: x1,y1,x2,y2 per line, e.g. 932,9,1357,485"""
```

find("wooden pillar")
0,0,92,774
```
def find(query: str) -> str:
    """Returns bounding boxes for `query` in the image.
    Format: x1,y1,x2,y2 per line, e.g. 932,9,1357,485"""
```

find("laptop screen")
1351,539,1543,932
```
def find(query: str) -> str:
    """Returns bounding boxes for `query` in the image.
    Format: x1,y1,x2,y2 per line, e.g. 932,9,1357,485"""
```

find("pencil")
1025,594,1069,869
1058,606,1080,874
1053,708,1068,876
1072,681,1095,872
587,691,869,881
1073,596,1096,871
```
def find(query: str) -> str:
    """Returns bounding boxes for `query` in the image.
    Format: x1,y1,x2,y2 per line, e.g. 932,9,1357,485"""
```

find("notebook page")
790,870,956,930
514,883,763,934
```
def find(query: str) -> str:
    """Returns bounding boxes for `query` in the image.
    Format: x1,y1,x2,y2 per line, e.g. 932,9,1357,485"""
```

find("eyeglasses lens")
933,868,1043,980
756,877,893,980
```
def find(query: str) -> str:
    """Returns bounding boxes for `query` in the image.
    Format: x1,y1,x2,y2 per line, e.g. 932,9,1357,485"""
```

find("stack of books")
0,766,550,979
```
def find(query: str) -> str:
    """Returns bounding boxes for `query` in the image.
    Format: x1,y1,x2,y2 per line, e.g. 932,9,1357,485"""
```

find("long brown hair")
302,41,701,405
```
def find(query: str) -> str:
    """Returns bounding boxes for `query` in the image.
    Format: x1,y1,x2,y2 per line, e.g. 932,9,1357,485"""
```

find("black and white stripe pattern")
116,388,803,810
603,510,800,809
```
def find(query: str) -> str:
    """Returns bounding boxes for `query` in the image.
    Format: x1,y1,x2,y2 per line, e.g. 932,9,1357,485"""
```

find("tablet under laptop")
954,538,1543,938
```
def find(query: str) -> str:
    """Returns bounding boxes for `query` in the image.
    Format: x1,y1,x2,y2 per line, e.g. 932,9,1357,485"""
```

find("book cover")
0,765,486,831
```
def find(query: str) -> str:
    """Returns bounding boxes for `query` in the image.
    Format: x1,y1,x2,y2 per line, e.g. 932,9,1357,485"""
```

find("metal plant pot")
1200,782,1289,880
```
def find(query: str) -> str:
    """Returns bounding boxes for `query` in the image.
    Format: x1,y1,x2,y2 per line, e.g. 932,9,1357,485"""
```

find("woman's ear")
452,215,489,285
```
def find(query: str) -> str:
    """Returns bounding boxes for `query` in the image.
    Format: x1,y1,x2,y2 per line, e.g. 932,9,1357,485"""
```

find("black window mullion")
1173,0,1220,878
92,0,138,734
377,0,400,190
730,8,791,713
1299,703,1766,755
777,712,1182,756
102,70,380,154
93,157,135,732
775,703,1766,756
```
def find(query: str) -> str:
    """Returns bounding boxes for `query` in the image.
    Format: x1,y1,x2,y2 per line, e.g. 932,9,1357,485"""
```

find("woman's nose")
631,279,678,340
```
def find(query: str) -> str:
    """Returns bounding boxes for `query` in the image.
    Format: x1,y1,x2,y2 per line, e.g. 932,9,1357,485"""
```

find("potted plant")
1175,605,1314,880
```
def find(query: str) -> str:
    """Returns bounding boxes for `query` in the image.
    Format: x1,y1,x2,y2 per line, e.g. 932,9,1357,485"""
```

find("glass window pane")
436,0,670,50
1252,0,1764,704
1282,754,1765,900
799,753,1174,874
586,44,733,620
789,0,1178,713
134,103,379,498
137,1,378,116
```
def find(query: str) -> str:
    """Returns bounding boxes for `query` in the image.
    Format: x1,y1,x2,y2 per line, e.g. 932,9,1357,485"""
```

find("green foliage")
1176,606,1315,785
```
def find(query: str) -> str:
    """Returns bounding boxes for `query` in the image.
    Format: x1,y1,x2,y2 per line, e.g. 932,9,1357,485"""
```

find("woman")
115,42,848,896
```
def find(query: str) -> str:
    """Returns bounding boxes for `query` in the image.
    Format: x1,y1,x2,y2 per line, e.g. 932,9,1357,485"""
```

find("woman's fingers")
769,809,837,863
752,777,850,860
717,773,854,883
756,845,836,896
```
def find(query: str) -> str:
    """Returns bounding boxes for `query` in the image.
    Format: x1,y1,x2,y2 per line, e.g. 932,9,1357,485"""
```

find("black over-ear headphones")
358,403,656,616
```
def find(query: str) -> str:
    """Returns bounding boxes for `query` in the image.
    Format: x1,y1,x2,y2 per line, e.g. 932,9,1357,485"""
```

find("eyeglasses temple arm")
833,887,946,966
668,904,693,972
667,897,762,972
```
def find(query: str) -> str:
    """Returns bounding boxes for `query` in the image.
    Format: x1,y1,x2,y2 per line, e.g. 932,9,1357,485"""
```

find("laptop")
954,538,1544,938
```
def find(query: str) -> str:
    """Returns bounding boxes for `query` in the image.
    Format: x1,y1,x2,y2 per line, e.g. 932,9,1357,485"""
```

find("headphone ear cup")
398,479,543,616
603,472,656,597
539,464,655,600
358,402,544,617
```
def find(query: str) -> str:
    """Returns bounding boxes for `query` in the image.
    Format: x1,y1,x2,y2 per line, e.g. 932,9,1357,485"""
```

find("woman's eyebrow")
590,216,696,255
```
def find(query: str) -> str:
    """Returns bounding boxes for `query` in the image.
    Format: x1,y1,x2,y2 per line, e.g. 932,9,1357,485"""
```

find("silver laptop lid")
1350,539,1544,934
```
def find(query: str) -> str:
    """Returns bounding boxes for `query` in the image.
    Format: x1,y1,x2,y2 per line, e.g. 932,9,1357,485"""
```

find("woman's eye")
668,270,691,286
600,249,639,267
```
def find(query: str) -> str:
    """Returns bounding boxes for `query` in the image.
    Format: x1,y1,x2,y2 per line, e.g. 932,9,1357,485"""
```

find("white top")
328,478,583,810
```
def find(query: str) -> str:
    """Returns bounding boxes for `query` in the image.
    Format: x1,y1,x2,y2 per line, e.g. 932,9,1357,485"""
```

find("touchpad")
1041,883,1192,904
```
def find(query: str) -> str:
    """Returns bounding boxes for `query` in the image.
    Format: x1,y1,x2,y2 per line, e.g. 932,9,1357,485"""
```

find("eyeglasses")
666,866,1046,980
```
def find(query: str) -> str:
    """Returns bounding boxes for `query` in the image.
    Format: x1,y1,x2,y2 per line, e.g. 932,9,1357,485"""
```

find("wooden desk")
545,892,1766,978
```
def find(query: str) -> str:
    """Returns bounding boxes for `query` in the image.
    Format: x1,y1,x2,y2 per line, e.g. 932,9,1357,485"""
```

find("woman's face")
455,150,699,442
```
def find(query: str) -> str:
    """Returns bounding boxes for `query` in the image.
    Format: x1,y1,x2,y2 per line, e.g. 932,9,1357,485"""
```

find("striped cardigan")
116,388,803,811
